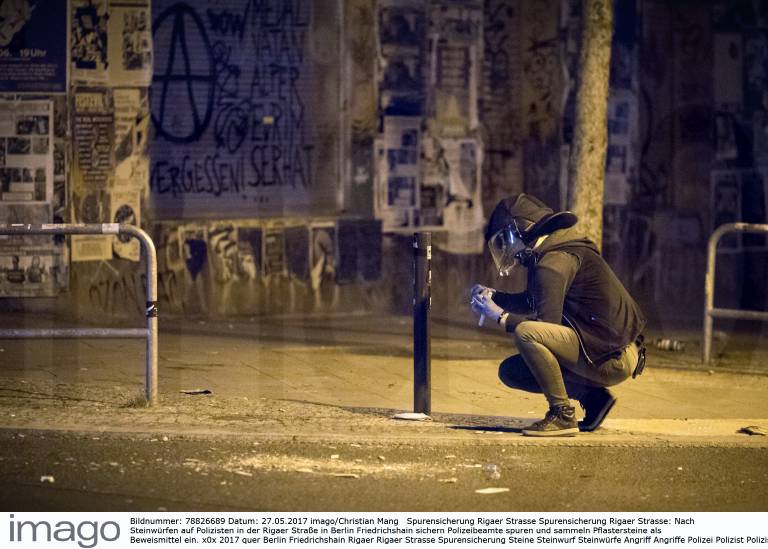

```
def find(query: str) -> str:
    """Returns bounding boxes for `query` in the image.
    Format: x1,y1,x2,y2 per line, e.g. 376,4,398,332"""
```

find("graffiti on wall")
149,0,340,218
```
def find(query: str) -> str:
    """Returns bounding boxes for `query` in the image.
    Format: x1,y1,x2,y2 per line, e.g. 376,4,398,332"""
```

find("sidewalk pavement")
0,313,767,447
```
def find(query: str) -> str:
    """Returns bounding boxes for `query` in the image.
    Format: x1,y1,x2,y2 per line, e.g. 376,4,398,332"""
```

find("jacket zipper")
562,313,595,365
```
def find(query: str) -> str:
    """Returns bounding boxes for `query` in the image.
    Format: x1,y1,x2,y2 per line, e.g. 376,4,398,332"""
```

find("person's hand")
470,286,504,323
470,284,495,300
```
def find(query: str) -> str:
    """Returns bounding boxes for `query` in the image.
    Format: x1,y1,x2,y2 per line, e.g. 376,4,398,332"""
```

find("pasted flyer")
0,0,68,93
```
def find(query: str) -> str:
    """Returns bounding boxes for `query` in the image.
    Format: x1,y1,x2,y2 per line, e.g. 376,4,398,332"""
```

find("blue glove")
469,285,504,324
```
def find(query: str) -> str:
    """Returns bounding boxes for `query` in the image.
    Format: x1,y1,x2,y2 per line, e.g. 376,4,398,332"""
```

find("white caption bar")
3,512,766,548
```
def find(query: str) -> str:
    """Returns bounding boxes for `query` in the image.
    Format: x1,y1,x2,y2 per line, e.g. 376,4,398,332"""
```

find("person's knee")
513,320,539,344
498,354,539,393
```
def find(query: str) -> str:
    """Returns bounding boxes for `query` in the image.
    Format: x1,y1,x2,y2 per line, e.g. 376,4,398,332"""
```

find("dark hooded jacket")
492,227,646,365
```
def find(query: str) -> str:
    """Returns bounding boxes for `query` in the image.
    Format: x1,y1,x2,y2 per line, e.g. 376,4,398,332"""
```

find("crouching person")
470,194,646,436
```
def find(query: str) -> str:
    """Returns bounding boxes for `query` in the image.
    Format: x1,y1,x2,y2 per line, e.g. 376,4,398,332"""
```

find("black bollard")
413,232,431,415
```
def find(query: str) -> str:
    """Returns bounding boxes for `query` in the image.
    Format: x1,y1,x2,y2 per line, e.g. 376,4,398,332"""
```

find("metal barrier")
703,222,768,365
0,223,158,405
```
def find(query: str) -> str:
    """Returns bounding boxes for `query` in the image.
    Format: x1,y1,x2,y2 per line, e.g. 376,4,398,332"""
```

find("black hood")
485,194,578,245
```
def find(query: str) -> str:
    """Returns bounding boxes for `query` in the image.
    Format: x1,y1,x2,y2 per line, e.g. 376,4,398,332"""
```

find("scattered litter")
738,425,767,436
676,467,683,471
295,468,314,474
444,455,456,459
460,464,482,468
438,478,458,484
475,487,509,495
162,436,169,442
108,462,119,467
392,412,432,421
708,370,715,375
39,475,55,483
79,367,87,371
654,338,685,352
278,408,286,413
158,507,168,511
332,473,359,479
350,444,362,448
17,434,25,438
232,470,253,477
377,456,386,461
180,389,212,395
483,464,501,480
0,348,4,352
220,481,227,486
9,414,15,418
330,455,340,460
354,459,363,463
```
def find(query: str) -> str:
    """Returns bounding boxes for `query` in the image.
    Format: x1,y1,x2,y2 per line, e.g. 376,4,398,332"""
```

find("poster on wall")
71,0,109,85
113,88,150,196
0,0,68,93
427,1,482,136
743,31,768,116
0,203,63,297
150,0,341,219
71,88,114,261
0,100,54,204
263,228,286,278
374,116,420,230
110,189,140,261
72,88,114,190
436,137,484,254
310,223,335,291
711,170,742,251
108,0,153,86
604,90,637,206
377,0,425,116
0,250,63,297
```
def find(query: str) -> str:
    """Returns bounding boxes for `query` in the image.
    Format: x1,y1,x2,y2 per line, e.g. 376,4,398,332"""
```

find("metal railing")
0,223,158,405
703,222,768,365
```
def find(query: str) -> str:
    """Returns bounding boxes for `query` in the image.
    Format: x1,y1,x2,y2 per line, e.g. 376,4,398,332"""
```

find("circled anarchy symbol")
151,3,215,143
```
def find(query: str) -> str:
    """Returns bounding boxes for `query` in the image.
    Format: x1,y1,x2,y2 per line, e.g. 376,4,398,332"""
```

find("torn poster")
377,1,425,115
71,233,112,261
604,90,637,206
110,189,140,261
434,137,484,254
108,0,152,86
375,116,420,230
113,88,149,192
427,1,482,136
263,227,286,278
71,0,109,85
0,100,54,204
0,0,68,93
310,222,335,291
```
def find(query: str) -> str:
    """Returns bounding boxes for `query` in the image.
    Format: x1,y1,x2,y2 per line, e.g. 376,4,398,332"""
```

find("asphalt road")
2,430,766,512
